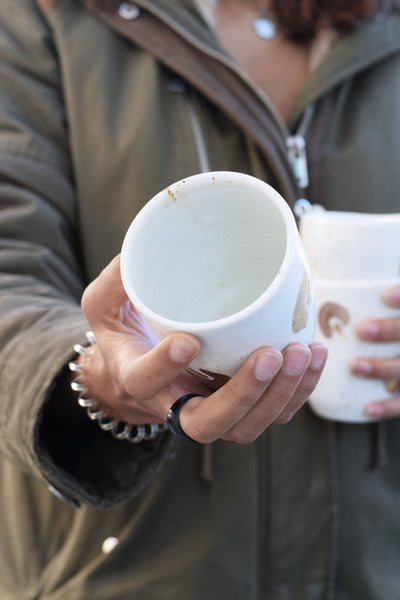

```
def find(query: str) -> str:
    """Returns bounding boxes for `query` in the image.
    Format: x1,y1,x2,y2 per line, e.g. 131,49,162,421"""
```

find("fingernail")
283,345,310,376
310,343,328,370
383,285,400,306
254,352,282,381
365,403,384,418
350,358,372,375
357,320,379,339
169,338,197,363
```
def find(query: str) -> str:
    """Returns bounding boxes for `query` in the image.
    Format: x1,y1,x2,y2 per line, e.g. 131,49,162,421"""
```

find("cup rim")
301,207,400,224
313,277,400,288
120,171,298,332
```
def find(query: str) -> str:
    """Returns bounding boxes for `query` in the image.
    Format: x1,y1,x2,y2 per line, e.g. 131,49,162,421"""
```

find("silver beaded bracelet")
68,331,168,444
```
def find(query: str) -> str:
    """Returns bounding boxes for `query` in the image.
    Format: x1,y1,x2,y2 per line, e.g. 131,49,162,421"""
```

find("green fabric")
0,0,400,597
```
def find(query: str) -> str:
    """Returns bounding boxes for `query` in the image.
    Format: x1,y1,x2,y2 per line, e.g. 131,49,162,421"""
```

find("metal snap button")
102,537,120,554
118,2,140,20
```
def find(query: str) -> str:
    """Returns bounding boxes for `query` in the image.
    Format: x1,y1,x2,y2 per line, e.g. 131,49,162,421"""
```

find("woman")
0,0,399,598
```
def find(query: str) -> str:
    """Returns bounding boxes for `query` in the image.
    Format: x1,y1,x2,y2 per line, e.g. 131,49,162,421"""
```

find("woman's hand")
80,255,328,444
351,285,400,419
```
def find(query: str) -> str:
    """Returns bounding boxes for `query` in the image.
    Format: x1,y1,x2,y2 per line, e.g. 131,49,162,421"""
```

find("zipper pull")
286,135,309,189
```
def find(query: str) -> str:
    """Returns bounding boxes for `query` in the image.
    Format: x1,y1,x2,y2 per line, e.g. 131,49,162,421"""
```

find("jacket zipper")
286,104,315,192
131,1,314,195
173,72,315,193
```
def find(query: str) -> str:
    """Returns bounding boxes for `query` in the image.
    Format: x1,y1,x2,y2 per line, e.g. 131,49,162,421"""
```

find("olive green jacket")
1,1,400,598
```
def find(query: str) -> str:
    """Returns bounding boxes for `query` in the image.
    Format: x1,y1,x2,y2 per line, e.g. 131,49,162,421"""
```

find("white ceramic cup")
299,204,400,422
121,172,316,389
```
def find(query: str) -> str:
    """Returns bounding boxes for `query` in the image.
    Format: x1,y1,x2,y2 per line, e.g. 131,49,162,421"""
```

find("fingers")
350,353,400,422
355,318,400,343
245,343,311,429
365,395,400,420
352,291,400,381
355,285,400,342
243,342,327,427
352,286,400,420
177,347,284,444
382,285,400,308
350,354,400,380
82,332,203,421
115,333,201,402
81,254,205,411
82,255,129,326
178,342,327,444
273,342,328,424
80,255,328,441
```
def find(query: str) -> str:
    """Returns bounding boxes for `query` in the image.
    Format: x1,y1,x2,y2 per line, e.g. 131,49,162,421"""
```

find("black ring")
166,393,203,441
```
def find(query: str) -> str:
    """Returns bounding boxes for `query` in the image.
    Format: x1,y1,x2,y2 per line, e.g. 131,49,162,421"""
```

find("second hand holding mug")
121,172,316,389
298,203,400,422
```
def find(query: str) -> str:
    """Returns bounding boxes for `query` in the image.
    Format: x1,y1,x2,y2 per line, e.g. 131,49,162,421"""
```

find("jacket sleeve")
0,0,173,509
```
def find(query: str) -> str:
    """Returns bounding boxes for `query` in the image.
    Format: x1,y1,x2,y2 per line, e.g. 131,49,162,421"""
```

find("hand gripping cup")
121,172,316,389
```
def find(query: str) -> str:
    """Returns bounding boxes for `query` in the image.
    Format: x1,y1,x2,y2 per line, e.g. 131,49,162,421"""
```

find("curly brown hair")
271,0,395,40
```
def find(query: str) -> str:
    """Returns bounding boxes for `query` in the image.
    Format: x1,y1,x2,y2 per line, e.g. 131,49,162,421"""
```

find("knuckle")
380,320,400,341
238,396,258,411
81,281,97,316
188,422,220,445
116,364,143,400
274,411,294,425
275,412,294,425
228,425,261,445
299,380,318,399
228,389,260,411
80,287,91,315
193,432,216,444
367,362,383,378
378,401,400,419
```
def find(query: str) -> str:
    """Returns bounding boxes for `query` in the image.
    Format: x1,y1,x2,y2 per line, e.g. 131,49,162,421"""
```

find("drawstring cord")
370,421,388,469
199,444,214,484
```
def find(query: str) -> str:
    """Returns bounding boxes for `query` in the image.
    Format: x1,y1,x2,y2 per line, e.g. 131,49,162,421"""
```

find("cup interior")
121,173,290,324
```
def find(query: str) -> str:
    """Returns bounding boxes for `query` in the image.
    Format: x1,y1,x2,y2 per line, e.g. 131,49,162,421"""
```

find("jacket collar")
74,0,301,205
290,12,400,126
74,1,400,199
